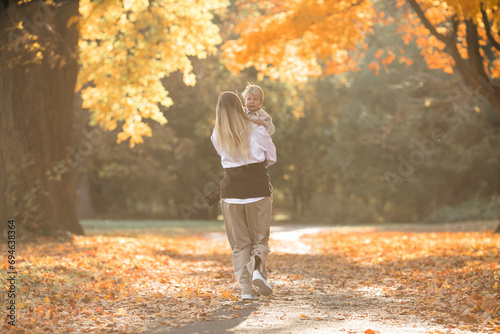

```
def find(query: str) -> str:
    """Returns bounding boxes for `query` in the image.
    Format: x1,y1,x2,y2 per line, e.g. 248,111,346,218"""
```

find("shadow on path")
147,300,259,334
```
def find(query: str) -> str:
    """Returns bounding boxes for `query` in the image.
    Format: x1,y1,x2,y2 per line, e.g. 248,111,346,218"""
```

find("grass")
80,219,226,236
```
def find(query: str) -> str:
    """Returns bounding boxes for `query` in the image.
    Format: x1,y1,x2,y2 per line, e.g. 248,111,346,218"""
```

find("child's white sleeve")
262,112,275,135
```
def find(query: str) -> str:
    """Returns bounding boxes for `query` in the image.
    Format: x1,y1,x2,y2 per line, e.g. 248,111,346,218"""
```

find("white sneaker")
252,270,273,296
241,294,258,301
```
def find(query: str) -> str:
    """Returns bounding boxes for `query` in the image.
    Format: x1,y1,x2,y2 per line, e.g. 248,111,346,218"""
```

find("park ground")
1,220,499,333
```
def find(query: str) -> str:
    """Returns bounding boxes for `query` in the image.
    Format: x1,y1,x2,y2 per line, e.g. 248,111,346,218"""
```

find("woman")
211,91,277,301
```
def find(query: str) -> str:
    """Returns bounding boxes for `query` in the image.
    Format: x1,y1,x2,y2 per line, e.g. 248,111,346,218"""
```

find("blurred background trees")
77,0,500,226
1,0,228,236
2,0,499,236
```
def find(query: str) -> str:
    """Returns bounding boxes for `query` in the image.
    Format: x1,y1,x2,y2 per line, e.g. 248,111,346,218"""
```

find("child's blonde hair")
242,84,264,102
215,91,253,162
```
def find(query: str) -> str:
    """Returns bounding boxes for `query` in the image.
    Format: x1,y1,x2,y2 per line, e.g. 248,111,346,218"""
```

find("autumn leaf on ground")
365,329,379,334
221,290,232,298
116,308,128,316
8,226,500,333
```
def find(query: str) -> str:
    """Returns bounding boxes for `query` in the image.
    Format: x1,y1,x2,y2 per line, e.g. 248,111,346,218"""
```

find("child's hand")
253,120,266,126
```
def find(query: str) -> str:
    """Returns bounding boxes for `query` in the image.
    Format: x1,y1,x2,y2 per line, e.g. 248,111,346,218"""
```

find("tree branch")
450,16,458,41
406,0,500,116
346,0,365,10
481,7,500,52
406,2,477,82
465,19,488,80
406,0,449,44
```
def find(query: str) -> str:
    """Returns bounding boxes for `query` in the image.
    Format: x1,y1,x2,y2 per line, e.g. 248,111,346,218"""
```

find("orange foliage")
223,0,375,82
3,228,499,332
223,0,500,81
3,234,235,332
306,230,500,332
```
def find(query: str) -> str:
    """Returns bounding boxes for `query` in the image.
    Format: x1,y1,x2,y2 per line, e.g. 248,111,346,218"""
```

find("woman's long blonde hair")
215,91,253,162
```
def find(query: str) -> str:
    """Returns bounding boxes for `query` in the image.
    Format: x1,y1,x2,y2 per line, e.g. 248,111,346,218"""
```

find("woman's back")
211,122,276,169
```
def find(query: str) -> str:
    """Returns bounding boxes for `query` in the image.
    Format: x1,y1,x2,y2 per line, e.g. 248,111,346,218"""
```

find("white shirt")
211,123,276,204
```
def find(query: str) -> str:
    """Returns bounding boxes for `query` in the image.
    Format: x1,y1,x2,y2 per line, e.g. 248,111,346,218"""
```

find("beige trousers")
221,197,272,295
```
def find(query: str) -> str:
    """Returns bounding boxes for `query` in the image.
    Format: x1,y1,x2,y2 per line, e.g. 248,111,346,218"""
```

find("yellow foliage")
78,0,229,147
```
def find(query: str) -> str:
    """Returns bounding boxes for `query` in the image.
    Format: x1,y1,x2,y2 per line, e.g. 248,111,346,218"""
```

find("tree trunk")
0,1,84,237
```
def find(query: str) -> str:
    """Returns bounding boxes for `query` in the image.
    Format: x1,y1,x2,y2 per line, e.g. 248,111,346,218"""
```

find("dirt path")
149,222,497,334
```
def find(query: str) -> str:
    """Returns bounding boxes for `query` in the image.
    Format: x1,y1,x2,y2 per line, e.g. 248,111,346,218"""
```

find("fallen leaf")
116,308,128,316
221,290,232,299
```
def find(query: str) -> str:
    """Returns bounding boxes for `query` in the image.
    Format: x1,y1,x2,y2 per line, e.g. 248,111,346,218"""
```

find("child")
242,84,275,136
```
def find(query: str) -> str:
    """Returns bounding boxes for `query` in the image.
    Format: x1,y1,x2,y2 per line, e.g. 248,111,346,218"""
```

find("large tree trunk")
0,0,84,237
